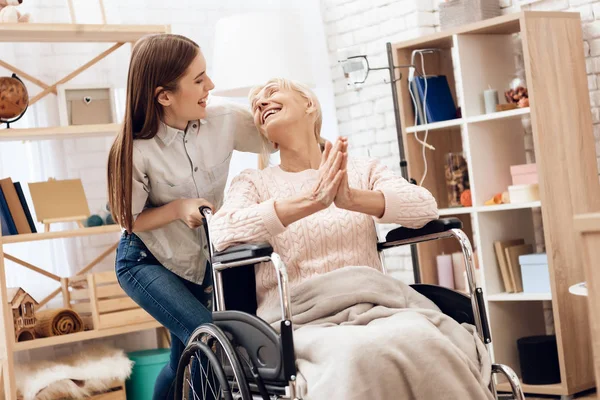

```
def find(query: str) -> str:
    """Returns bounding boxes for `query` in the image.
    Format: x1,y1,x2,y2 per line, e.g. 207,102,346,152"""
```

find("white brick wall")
322,0,437,280
322,0,600,280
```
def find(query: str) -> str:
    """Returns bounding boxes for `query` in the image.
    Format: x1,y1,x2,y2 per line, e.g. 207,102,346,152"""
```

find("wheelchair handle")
199,206,212,218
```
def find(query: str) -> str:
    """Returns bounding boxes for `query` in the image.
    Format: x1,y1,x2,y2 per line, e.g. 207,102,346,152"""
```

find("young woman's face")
168,51,215,122
251,85,309,148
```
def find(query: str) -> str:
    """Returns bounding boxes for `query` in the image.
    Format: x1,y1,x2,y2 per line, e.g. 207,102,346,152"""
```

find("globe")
0,74,28,122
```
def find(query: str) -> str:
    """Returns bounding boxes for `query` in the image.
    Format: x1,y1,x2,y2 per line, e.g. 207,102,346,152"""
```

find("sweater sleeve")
363,158,439,228
210,169,286,252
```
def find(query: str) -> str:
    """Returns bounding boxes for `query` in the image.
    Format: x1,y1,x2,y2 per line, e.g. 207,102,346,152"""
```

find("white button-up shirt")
131,99,265,283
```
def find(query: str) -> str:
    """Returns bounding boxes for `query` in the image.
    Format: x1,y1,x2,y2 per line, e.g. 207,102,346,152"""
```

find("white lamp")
211,11,316,97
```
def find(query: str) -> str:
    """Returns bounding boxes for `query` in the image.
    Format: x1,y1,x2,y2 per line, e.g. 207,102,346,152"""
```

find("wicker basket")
439,0,501,30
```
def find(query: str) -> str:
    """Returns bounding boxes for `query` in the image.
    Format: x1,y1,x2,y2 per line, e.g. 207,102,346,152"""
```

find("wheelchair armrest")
212,242,274,264
380,218,463,247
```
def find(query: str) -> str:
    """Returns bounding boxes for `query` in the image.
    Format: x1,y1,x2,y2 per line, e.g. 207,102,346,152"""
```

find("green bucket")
126,348,170,400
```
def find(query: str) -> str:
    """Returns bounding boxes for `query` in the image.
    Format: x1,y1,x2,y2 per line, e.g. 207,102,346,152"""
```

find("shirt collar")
157,120,204,146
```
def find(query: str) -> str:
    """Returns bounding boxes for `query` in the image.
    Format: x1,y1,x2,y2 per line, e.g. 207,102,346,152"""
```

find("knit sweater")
210,157,439,314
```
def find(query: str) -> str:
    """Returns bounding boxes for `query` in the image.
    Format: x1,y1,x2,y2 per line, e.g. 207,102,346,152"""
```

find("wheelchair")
175,207,525,400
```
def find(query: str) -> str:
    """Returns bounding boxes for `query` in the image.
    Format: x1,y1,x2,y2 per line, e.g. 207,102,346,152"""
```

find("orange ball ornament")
460,189,472,207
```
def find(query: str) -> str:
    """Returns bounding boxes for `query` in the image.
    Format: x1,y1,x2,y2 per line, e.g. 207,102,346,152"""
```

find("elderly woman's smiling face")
251,82,315,148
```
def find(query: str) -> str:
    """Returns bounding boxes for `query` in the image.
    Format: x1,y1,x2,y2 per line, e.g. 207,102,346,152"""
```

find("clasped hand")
309,137,354,210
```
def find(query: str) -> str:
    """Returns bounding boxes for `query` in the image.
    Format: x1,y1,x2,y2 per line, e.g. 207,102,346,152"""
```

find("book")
493,239,525,292
413,75,457,124
0,186,17,236
0,177,31,234
13,182,37,234
505,244,533,293
410,80,426,126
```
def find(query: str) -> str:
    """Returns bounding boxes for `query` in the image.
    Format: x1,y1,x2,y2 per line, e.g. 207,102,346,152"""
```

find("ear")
155,86,172,107
305,99,317,115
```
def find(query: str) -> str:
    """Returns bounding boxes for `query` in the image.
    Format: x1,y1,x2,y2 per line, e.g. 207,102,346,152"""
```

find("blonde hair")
248,78,324,169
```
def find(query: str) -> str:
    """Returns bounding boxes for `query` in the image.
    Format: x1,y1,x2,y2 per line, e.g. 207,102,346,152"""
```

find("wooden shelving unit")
392,11,600,397
0,123,120,142
13,320,162,352
0,23,170,400
0,23,169,43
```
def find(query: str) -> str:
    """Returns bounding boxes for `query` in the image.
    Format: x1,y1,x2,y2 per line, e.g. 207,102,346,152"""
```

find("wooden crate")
63,271,155,330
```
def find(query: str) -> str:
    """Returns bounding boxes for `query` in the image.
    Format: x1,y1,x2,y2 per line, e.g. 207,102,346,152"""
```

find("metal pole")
386,42,422,284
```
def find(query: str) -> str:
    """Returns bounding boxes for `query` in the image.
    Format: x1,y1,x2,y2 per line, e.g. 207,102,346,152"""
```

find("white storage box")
519,253,551,293
509,183,540,203
439,0,501,30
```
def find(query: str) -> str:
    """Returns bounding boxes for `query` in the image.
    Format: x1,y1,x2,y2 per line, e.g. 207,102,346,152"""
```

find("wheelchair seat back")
409,284,474,326
221,263,258,314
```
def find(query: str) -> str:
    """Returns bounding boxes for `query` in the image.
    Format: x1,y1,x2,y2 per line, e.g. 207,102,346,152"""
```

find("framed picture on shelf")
57,84,117,126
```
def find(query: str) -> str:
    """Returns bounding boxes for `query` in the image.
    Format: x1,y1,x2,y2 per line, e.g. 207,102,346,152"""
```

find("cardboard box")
519,253,550,293
510,163,538,185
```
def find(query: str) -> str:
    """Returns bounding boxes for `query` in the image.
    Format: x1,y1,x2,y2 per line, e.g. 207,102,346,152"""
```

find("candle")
452,252,466,291
483,86,499,114
436,253,455,289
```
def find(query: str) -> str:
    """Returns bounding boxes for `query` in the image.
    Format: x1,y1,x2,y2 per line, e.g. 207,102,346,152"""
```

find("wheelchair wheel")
175,323,251,400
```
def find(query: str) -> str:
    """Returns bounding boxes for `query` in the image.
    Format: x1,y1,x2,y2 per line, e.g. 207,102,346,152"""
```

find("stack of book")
493,239,533,293
0,177,37,236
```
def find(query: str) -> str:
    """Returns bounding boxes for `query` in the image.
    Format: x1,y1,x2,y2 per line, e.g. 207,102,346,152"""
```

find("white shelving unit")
392,12,599,397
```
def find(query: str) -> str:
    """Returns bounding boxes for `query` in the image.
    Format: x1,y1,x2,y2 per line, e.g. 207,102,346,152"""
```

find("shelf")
0,123,120,142
0,23,169,43
476,201,541,213
13,321,162,352
1,225,121,244
438,202,541,215
438,207,474,216
466,107,530,124
404,108,530,134
406,118,463,133
497,381,566,396
487,292,552,301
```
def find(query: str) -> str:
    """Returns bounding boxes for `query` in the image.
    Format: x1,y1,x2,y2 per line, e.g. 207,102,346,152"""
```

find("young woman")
107,34,266,399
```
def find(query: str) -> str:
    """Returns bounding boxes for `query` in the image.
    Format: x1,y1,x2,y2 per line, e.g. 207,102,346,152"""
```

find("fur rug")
15,345,133,400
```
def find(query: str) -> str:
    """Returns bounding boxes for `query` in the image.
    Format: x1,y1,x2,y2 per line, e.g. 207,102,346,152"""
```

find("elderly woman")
210,78,493,400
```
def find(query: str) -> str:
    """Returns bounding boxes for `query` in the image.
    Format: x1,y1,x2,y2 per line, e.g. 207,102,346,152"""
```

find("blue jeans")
115,232,213,400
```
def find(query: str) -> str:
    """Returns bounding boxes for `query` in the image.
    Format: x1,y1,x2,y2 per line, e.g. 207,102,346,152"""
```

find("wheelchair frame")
193,207,524,400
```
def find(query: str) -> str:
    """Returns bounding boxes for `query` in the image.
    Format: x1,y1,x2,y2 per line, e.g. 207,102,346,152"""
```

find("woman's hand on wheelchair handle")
177,198,215,229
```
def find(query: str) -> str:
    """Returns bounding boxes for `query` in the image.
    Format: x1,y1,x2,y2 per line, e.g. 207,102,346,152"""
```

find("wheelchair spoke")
176,324,250,400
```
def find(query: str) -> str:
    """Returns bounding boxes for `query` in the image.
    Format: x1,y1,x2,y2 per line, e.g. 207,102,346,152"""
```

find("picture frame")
57,84,117,126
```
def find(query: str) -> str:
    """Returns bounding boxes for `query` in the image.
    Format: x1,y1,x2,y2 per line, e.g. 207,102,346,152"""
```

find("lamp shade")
211,11,315,97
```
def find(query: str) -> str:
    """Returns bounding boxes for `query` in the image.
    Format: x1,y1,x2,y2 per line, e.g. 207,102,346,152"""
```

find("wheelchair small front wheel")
175,323,251,400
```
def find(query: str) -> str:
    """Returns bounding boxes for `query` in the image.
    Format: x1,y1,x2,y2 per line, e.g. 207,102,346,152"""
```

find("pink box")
510,163,538,185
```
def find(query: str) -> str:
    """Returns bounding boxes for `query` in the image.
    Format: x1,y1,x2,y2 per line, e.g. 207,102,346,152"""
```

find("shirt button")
192,124,198,129
194,167,198,172
185,140,188,143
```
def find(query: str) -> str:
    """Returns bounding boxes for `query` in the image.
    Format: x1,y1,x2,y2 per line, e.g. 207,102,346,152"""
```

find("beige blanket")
260,266,494,400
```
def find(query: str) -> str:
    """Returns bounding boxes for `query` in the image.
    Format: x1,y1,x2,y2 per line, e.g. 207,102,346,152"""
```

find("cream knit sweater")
210,157,439,313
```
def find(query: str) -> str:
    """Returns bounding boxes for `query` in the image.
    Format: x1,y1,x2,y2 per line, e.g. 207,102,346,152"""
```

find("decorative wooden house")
7,287,38,342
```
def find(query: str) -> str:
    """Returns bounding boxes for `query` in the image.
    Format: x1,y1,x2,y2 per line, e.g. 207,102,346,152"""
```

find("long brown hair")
107,34,199,232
